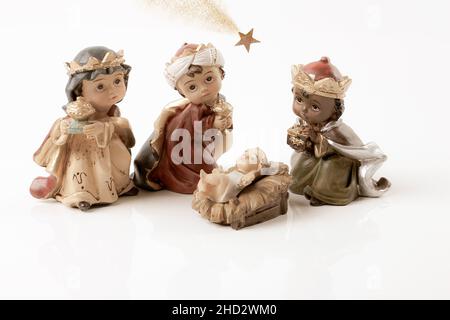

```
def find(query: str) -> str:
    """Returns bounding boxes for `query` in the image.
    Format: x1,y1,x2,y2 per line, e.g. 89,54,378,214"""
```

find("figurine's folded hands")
83,121,114,148
296,125,321,144
213,115,233,131
83,121,106,137
308,129,321,144
213,116,228,131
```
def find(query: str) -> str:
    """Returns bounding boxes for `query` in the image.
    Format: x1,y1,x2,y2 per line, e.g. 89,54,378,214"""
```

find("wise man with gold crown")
288,57,390,206
30,46,137,211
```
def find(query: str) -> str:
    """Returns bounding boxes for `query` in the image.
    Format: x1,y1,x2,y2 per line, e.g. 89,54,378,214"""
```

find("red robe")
134,100,218,194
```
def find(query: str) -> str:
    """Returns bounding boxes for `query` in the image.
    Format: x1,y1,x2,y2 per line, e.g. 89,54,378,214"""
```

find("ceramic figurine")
30,46,137,211
134,43,233,194
192,148,291,230
287,57,390,206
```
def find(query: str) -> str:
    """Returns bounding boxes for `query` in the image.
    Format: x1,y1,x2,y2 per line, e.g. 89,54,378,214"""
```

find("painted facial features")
292,89,336,125
81,71,126,114
176,66,223,106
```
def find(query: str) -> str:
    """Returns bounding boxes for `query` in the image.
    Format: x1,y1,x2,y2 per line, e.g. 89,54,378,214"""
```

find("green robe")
290,149,359,206
289,119,389,205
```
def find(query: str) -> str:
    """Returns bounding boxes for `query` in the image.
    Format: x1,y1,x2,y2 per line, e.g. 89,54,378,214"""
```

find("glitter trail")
144,0,239,34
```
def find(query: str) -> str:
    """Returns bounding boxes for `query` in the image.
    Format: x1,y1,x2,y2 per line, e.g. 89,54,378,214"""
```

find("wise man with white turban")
288,57,390,206
134,43,233,194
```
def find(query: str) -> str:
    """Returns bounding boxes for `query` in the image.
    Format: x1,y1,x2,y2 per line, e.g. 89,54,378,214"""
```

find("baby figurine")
134,43,233,194
196,148,281,203
287,57,390,206
30,46,137,211
193,148,291,230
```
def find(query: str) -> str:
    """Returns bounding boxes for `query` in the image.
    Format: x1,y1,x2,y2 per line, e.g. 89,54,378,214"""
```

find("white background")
0,0,449,299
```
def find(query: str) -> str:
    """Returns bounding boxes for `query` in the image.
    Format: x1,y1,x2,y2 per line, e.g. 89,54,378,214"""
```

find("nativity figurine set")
30,44,390,229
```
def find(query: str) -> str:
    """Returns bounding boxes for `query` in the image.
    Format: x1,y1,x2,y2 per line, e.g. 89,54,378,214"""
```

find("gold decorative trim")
291,64,352,99
65,50,125,75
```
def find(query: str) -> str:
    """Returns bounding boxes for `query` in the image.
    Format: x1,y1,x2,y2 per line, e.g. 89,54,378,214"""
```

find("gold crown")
291,64,352,99
65,50,125,75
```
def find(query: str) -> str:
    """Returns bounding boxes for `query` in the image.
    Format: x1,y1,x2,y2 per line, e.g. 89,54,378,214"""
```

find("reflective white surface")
1,174,450,299
1,0,450,299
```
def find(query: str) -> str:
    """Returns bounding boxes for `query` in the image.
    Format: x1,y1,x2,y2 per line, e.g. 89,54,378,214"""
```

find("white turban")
164,44,225,88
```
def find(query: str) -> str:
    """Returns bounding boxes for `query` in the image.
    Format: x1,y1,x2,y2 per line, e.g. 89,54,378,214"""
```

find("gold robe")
33,115,135,207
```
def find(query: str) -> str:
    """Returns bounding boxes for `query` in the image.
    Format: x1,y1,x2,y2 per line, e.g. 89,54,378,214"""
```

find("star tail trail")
144,0,260,52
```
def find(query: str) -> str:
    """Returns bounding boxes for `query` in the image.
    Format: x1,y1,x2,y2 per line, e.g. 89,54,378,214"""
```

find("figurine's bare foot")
310,197,325,207
376,177,391,190
78,201,91,212
122,186,139,197
30,175,57,199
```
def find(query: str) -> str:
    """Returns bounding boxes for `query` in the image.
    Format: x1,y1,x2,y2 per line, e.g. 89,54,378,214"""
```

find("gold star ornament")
235,28,260,52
